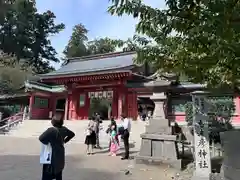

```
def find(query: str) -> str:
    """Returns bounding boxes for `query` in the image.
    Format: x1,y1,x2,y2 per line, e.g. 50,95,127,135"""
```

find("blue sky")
36,0,166,69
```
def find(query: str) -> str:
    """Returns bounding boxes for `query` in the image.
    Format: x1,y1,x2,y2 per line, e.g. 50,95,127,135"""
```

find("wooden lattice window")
79,94,85,107
34,97,49,109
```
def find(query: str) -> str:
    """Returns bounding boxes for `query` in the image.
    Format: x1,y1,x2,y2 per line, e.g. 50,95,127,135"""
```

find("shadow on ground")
94,142,136,154
0,155,125,180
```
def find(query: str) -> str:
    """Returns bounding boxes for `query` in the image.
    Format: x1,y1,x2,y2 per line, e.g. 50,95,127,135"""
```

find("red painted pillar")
68,90,78,120
68,93,73,120
124,89,128,116
78,92,89,120
85,92,90,119
49,95,55,118
128,91,138,120
112,90,118,119
118,89,123,119
64,94,69,120
29,93,34,119
132,92,138,120
234,96,240,114
72,92,78,120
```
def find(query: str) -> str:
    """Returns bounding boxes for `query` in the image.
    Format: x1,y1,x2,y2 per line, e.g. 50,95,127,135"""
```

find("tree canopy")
0,61,33,94
63,23,130,58
108,0,240,88
63,24,89,58
0,0,64,73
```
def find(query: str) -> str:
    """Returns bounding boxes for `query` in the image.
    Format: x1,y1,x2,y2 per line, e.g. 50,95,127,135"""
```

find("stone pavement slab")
0,136,184,180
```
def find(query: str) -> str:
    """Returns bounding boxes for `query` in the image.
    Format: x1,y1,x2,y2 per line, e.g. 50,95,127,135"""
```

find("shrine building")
23,51,240,125
25,51,156,120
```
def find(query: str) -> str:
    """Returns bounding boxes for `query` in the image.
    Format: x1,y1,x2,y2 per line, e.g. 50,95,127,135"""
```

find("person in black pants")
122,128,130,160
120,114,130,160
94,113,102,149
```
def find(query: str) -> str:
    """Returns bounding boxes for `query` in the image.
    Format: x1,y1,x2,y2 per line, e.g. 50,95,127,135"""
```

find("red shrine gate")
33,51,141,120
61,77,138,120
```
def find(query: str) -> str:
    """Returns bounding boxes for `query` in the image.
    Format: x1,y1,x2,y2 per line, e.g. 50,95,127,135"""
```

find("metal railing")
178,141,223,159
0,112,26,133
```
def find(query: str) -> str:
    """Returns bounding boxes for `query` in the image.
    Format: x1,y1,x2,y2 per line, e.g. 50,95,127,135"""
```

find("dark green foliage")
89,98,110,119
63,24,142,59
0,0,64,73
63,24,89,58
207,97,235,134
185,102,193,126
185,96,235,142
108,0,240,88
0,61,33,94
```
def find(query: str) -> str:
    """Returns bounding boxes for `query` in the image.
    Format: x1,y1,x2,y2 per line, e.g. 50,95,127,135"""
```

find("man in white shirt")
120,114,131,160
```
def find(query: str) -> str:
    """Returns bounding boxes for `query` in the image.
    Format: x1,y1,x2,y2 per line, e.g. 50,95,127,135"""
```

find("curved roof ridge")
68,51,136,62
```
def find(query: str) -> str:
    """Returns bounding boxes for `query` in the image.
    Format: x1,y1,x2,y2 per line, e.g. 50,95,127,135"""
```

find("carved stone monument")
191,92,211,180
135,86,182,169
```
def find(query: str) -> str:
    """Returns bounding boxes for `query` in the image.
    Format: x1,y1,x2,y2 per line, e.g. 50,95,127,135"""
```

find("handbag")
85,129,91,136
40,143,52,164
39,127,62,165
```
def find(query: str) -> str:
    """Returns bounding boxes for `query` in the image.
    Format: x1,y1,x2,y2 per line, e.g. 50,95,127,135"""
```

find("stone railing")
0,112,25,134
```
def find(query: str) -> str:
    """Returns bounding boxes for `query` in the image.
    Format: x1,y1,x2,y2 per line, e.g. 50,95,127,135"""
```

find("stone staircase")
3,119,146,149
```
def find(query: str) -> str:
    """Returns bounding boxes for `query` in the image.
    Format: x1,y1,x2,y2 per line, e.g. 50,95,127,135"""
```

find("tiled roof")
41,51,136,78
25,81,66,93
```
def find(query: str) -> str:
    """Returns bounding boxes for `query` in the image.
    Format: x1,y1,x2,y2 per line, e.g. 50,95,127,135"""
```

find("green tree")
63,23,89,58
108,0,240,88
0,63,33,94
87,37,123,55
63,24,127,59
0,0,64,73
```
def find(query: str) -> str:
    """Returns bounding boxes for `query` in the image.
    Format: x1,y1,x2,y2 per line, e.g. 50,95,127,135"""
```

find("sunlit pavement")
0,136,179,180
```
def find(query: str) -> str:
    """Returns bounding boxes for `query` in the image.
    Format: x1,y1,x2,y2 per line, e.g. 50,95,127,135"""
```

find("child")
109,125,119,156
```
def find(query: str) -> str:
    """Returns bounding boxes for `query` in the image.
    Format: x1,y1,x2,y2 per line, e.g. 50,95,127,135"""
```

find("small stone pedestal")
135,93,182,169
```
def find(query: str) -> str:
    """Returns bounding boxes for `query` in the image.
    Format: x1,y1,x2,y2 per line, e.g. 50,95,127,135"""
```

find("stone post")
191,91,211,180
145,92,171,134
136,92,182,169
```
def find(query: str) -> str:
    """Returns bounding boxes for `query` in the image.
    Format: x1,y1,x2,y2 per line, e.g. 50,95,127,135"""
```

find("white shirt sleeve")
123,118,129,130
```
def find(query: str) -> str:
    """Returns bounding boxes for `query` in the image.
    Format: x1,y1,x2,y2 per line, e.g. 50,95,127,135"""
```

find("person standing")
84,117,97,155
94,113,102,149
109,124,119,156
39,113,75,180
120,114,131,160
106,117,118,151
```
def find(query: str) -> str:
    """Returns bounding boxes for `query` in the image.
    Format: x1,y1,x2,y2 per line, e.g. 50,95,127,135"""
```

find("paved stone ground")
0,136,186,180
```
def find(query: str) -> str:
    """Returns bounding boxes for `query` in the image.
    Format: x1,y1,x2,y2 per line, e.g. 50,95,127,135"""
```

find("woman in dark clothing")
39,114,75,180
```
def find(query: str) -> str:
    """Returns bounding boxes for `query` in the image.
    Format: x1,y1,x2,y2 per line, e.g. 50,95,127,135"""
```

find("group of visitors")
84,113,130,160
39,112,131,180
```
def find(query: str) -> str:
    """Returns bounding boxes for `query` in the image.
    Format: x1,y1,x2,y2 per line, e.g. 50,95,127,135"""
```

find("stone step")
1,119,146,150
